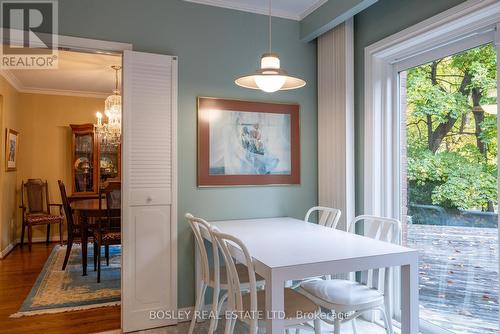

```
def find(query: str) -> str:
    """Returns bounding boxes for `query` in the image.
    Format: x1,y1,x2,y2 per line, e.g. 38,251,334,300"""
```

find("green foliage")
408,149,497,210
452,44,496,93
407,66,469,123
406,44,498,211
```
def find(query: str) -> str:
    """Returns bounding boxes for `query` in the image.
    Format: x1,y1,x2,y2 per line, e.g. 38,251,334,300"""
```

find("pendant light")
235,0,306,93
95,65,122,147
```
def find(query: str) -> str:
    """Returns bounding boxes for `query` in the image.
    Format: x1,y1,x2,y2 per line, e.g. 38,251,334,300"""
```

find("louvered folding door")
121,50,177,332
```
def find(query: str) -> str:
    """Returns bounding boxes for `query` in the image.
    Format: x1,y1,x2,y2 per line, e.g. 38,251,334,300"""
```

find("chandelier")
95,65,122,147
235,0,305,92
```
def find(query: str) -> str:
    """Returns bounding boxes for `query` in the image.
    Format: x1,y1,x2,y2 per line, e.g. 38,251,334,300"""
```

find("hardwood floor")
96,318,391,334
0,243,120,334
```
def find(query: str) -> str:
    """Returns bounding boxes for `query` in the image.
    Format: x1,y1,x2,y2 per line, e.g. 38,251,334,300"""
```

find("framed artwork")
5,128,19,172
197,97,300,186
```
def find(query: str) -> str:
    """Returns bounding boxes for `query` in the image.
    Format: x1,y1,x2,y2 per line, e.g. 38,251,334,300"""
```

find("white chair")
297,215,401,334
212,228,322,334
290,206,342,288
186,213,265,334
305,206,342,229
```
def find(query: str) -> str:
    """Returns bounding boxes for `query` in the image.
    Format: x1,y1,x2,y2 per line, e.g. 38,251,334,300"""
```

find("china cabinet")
70,124,120,196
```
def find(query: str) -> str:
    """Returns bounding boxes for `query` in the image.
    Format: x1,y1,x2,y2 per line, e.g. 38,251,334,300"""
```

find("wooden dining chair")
58,180,95,271
185,213,265,334
297,215,401,334
94,181,121,283
212,228,322,334
20,179,64,251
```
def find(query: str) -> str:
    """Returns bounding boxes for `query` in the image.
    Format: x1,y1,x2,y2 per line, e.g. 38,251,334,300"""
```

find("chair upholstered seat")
96,231,121,242
26,213,64,225
242,288,318,320
299,279,383,307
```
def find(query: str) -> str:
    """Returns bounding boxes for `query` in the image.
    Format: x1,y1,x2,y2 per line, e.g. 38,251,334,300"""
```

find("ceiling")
184,0,327,20
1,50,122,98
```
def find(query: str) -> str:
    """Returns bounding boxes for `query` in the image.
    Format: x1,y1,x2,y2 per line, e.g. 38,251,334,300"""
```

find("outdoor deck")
407,224,498,334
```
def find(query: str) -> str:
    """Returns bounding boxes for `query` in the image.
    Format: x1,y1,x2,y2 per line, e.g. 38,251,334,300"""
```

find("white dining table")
195,217,419,334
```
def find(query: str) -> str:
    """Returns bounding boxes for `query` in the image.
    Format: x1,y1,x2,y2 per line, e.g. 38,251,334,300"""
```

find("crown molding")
184,0,326,21
299,0,328,21
0,70,107,98
0,69,23,91
18,87,108,98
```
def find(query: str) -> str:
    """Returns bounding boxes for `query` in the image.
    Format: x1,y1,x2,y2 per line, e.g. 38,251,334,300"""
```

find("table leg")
82,218,88,276
265,271,285,334
401,262,419,334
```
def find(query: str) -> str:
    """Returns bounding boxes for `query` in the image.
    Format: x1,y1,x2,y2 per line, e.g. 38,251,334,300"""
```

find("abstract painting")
198,97,300,186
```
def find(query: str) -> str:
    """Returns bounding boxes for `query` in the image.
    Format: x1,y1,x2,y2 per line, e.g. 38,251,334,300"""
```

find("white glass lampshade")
255,75,286,93
261,54,280,69
235,53,306,93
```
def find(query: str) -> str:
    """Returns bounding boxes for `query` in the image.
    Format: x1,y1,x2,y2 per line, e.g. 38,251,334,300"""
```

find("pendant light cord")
111,65,121,92
268,0,272,53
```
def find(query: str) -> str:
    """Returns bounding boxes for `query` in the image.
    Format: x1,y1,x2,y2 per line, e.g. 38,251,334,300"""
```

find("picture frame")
5,128,19,172
197,97,300,187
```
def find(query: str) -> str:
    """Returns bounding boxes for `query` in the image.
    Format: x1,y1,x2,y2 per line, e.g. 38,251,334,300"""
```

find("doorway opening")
401,43,498,334
0,48,123,333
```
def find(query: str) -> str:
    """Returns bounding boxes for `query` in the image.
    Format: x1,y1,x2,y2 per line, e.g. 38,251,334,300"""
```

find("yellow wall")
17,93,104,243
0,76,21,254
0,77,104,254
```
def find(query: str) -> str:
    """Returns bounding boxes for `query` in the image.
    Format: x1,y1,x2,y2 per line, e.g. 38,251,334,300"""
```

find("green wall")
56,0,317,308
353,0,467,214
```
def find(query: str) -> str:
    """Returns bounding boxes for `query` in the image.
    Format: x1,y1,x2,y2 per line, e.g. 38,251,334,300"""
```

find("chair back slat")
104,181,121,209
185,214,220,286
100,181,121,230
58,180,75,235
212,230,259,332
349,215,401,291
23,179,49,214
305,206,342,230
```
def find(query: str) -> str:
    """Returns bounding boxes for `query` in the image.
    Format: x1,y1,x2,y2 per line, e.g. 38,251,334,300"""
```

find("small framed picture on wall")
197,97,300,187
5,128,19,172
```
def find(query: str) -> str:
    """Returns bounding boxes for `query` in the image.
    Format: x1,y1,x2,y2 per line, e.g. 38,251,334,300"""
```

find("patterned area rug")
11,244,121,317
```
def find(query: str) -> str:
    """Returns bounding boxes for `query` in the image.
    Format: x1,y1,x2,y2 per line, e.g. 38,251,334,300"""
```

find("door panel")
132,206,171,304
122,50,177,332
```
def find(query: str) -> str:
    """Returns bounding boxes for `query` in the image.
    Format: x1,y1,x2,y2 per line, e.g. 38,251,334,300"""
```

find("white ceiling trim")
0,69,22,91
299,0,328,20
185,0,327,21
17,87,107,98
0,70,107,98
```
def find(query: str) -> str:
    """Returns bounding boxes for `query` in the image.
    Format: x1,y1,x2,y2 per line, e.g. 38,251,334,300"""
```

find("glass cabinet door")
74,133,95,192
100,143,120,183
71,124,98,195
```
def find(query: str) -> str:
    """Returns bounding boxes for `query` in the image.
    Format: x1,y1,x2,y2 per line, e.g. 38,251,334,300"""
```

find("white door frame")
2,30,179,331
363,0,500,331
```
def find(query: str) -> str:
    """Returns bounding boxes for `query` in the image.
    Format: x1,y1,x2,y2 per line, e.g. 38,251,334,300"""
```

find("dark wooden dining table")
70,198,106,276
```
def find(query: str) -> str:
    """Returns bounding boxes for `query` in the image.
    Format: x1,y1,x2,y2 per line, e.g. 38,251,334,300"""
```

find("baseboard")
0,242,15,259
25,236,63,243
1,236,62,259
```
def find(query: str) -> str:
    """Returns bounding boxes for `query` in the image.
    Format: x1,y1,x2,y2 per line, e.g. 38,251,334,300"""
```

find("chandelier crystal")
95,65,122,147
